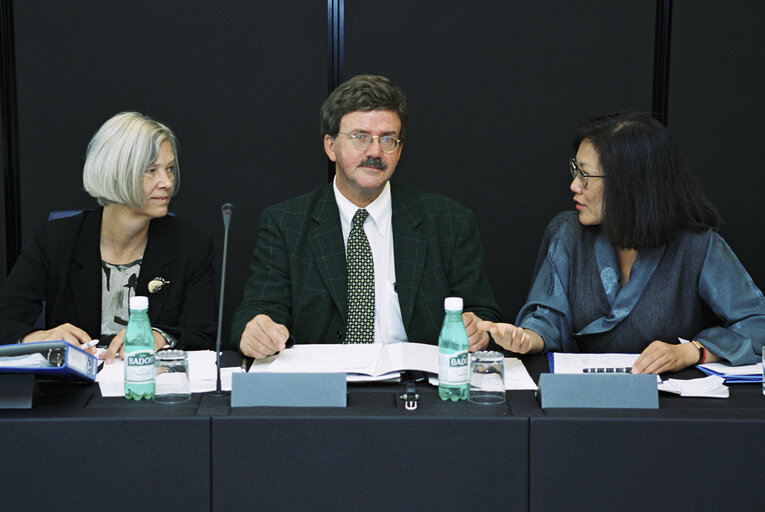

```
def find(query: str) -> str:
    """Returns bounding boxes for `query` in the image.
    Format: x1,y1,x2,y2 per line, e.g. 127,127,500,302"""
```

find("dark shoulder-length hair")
573,112,720,249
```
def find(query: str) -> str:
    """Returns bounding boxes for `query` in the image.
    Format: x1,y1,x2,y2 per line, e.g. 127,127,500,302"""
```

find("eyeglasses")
337,132,402,153
569,158,605,188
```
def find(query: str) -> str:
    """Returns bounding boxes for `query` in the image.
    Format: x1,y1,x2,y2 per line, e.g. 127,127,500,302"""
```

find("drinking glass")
154,350,190,403
469,351,506,404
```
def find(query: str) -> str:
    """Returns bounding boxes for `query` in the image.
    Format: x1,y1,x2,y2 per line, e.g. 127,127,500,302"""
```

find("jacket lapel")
137,218,176,322
69,209,105,336
308,185,348,321
391,187,427,327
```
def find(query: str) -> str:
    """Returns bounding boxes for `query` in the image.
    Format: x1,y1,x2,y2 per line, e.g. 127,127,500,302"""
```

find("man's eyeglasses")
569,158,605,188
338,132,402,153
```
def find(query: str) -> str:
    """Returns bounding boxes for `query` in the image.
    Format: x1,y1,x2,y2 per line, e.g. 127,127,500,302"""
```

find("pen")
582,367,632,373
82,340,99,349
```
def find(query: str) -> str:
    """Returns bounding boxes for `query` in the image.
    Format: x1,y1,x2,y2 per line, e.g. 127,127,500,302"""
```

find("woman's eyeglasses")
570,158,605,188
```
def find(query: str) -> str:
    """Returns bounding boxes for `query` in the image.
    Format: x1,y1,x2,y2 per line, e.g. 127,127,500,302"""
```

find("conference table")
0,352,763,511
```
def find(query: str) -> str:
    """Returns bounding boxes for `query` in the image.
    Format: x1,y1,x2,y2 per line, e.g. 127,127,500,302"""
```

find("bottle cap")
130,296,149,310
444,297,463,311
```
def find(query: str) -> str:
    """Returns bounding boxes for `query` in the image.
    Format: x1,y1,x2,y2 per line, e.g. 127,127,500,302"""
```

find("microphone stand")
208,203,233,397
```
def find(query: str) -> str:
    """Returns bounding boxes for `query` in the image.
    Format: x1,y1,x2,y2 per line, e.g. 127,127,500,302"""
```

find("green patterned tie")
345,209,374,343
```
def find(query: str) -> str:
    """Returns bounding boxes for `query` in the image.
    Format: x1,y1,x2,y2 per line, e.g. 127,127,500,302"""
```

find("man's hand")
240,314,290,359
476,321,544,355
632,340,704,374
462,312,489,352
22,323,96,355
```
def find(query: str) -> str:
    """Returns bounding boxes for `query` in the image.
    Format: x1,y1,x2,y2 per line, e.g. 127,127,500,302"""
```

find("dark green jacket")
231,183,501,347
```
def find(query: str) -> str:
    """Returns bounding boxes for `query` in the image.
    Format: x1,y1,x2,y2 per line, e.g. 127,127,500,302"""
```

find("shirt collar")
333,178,392,237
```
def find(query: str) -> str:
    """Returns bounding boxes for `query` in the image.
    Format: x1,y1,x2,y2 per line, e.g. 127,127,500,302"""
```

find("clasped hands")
239,312,492,359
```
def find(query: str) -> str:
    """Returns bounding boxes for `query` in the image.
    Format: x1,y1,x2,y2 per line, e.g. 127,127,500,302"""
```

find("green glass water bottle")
438,297,469,401
124,296,155,400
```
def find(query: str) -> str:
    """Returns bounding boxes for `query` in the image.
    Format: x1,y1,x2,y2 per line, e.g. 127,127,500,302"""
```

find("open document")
250,343,538,390
249,343,437,382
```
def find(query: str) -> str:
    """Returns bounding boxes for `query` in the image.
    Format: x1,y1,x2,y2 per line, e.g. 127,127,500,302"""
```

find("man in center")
232,74,501,358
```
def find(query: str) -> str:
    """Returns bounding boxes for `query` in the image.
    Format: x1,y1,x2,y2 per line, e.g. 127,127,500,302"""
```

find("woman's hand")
462,312,490,352
476,321,544,354
21,323,97,355
100,328,168,364
632,340,709,374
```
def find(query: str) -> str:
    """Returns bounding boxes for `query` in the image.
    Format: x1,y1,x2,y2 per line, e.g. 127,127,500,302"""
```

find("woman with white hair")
0,112,216,360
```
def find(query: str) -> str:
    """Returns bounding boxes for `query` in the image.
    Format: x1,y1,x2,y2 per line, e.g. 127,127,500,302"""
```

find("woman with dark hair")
480,112,765,373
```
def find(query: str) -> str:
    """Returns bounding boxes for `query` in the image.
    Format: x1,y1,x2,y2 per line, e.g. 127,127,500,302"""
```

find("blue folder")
696,364,762,384
0,341,99,381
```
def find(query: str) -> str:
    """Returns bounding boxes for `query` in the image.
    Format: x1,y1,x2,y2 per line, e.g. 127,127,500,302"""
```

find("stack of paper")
697,362,762,383
550,352,639,373
427,358,537,391
252,343,538,390
250,343,437,381
0,353,49,368
658,375,729,398
96,350,242,397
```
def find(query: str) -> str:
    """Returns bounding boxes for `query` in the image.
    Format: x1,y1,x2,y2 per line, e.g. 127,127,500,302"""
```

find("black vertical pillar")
652,0,672,125
1,0,21,273
326,0,344,181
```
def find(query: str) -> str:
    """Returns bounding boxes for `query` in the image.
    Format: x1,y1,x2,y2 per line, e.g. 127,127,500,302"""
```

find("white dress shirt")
333,178,408,344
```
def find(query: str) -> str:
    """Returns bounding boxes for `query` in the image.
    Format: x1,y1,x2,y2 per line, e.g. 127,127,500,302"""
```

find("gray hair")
83,112,179,207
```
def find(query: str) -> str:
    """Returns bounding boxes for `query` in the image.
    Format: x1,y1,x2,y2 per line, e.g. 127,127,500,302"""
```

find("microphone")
209,203,233,397
222,203,233,229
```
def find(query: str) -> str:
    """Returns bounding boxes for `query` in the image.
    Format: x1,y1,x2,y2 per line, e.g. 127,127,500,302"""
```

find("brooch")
148,277,170,294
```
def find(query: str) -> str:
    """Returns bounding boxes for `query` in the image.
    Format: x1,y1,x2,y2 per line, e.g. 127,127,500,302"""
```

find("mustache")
358,157,387,170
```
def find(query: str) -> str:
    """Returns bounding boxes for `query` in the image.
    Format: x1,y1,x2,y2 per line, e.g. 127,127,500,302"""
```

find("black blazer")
0,209,216,350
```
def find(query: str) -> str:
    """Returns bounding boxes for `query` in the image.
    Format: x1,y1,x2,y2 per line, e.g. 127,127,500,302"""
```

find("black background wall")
5,0,328,347
1,0,763,348
669,0,765,290
0,89,5,282
344,0,655,322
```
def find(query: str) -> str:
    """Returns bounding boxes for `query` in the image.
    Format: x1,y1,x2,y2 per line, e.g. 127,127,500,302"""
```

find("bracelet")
152,327,177,349
691,340,706,364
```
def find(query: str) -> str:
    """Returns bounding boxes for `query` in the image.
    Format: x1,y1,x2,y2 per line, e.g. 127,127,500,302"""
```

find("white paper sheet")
553,352,640,374
96,350,243,397
250,342,439,377
425,357,539,390
0,353,49,367
658,375,729,398
503,358,538,390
